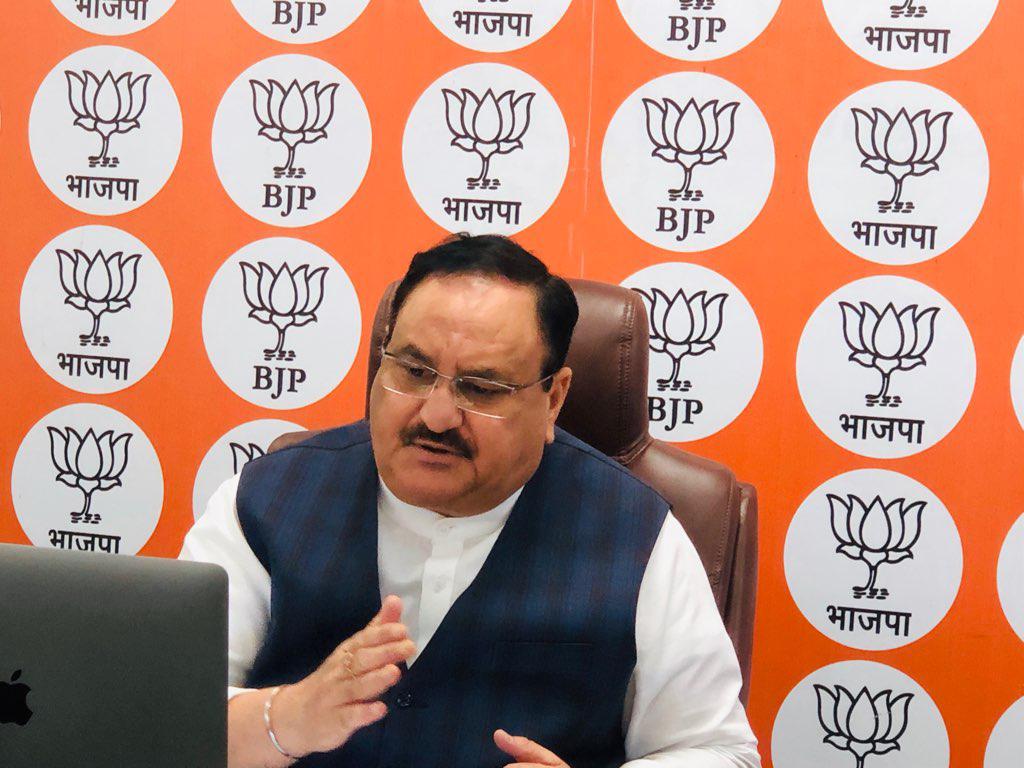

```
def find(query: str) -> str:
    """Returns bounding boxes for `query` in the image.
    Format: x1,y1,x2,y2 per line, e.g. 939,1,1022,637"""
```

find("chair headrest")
364,278,652,461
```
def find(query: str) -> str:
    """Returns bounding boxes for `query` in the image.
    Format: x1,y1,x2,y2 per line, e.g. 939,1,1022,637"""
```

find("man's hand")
268,595,416,759
493,729,570,768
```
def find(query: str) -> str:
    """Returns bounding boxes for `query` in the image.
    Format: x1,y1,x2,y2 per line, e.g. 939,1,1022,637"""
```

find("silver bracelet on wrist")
263,685,300,760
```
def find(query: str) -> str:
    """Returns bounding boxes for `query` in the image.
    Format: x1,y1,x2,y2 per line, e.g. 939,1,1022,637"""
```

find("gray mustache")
401,425,473,459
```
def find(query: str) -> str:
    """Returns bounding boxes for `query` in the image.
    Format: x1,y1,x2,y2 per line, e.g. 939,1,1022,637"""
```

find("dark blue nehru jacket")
236,420,669,768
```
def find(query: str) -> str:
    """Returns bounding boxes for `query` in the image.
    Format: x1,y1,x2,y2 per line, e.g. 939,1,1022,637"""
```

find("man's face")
369,274,571,517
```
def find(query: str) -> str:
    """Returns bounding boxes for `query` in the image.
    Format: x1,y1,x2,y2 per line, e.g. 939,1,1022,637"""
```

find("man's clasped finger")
345,663,401,700
270,596,415,758
339,638,415,681
494,729,568,768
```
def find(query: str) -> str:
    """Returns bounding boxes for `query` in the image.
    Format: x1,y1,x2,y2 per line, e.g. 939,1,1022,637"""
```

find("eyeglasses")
377,347,554,419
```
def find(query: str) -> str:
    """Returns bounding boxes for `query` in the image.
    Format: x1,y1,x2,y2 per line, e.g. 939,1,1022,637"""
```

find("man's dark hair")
387,234,579,387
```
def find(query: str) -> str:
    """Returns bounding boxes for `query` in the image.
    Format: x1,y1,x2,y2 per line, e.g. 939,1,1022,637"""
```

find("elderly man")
180,234,760,768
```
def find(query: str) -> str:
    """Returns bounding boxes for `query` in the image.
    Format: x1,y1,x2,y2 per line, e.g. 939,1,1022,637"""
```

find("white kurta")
180,474,761,767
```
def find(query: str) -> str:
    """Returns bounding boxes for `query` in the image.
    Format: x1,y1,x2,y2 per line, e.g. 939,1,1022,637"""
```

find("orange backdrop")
2,1,1023,764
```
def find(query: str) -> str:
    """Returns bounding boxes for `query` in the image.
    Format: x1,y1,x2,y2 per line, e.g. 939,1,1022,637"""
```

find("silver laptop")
0,543,227,767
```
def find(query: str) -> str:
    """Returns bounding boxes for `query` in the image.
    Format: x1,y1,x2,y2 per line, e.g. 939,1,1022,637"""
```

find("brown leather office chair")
269,279,757,704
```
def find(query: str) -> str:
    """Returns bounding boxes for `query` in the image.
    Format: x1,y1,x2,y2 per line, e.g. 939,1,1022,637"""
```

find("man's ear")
545,367,572,443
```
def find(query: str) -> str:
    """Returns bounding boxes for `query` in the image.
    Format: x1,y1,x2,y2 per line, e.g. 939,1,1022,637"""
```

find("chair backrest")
271,278,758,703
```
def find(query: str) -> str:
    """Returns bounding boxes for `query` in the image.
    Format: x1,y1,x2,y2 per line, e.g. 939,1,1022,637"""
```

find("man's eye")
463,380,505,397
404,365,429,379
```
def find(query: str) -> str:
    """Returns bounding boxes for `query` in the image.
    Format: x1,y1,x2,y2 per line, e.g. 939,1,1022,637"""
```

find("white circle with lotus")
21,225,173,395
50,0,177,35
192,418,305,520
229,0,371,44
615,0,781,61
985,696,1024,768
796,275,975,458
809,80,988,265
602,71,775,252
1010,335,1024,433
996,511,1024,645
11,403,163,556
29,45,182,215
620,262,763,442
822,0,1000,70
212,54,372,228
772,660,949,768
418,0,574,53
785,468,962,651
402,62,569,236
202,237,361,410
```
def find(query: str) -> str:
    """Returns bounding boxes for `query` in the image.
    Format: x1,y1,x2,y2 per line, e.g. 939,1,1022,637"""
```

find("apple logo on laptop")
0,670,33,726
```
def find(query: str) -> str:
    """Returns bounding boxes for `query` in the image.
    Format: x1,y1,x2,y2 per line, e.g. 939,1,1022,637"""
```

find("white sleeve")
622,513,761,768
179,473,270,699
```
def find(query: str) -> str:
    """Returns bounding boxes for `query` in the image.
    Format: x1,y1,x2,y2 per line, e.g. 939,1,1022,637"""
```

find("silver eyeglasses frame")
377,345,555,420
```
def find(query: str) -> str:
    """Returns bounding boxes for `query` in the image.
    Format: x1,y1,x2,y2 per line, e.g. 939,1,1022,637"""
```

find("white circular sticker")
796,276,975,458
784,469,962,651
403,63,568,236
21,225,172,395
620,262,762,441
51,0,176,34
229,0,370,44
985,697,1024,768
822,0,1000,70
29,46,182,215
1011,335,1024,432
615,0,780,61
809,81,988,265
192,418,305,520
772,660,949,768
202,237,361,409
997,512,1024,644
419,0,573,52
11,403,163,556
602,71,774,252
212,54,372,227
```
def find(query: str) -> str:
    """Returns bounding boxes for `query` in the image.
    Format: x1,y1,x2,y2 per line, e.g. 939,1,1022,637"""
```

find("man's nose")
418,378,464,434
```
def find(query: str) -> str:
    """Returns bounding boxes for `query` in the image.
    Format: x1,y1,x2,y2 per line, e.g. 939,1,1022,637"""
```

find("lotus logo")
852,107,950,213
230,441,266,474
827,494,924,599
840,301,939,407
889,0,927,19
442,88,535,190
634,287,726,391
56,248,141,346
643,97,738,201
47,426,131,525
814,684,913,768
250,79,339,179
240,261,328,361
65,70,150,168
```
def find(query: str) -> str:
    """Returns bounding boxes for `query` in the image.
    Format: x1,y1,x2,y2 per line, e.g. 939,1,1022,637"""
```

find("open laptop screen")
0,543,227,768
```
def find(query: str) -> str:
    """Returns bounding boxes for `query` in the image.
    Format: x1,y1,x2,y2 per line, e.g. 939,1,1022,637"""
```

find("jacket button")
395,692,414,708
